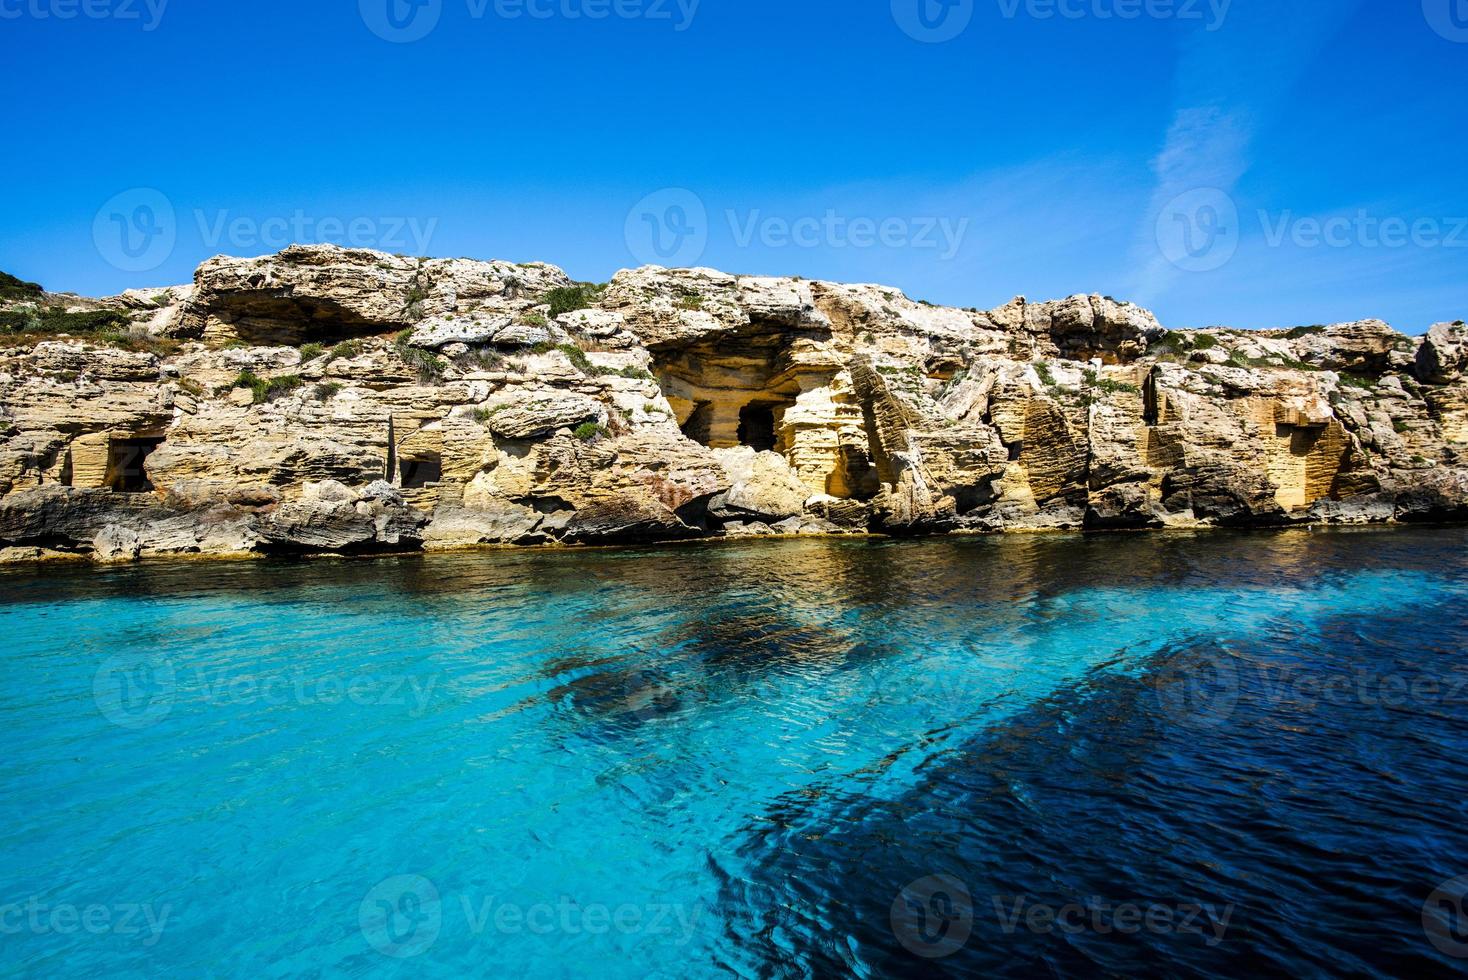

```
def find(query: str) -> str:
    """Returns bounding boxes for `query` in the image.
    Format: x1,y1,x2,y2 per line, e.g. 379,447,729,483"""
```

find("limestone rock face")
93,524,143,563
408,313,519,349
1017,294,1167,363
1416,321,1468,385
1,244,1464,562
485,394,603,440
178,244,573,346
1288,320,1409,375
710,449,811,522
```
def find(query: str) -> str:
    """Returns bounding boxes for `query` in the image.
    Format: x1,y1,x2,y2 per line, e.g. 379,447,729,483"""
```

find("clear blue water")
3,529,1468,977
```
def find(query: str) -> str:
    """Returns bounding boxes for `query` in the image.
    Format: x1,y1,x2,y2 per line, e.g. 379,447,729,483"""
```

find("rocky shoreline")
2,244,1465,564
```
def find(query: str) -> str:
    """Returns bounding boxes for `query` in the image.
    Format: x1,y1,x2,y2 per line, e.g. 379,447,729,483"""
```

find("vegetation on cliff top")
0,302,182,355
0,306,130,337
0,271,44,302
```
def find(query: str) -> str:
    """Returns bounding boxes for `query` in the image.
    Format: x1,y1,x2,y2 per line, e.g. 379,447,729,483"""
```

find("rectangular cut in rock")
437,417,489,492
68,433,113,489
1304,420,1350,504
395,421,445,509
1262,411,1350,512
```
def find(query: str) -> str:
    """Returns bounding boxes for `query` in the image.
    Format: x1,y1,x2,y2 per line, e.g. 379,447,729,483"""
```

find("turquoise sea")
3,529,1468,976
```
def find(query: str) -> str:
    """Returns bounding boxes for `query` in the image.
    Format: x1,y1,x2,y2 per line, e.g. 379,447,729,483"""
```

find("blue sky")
3,0,1464,332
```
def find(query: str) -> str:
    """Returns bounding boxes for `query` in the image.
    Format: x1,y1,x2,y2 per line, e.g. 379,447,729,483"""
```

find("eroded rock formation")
1,244,1465,562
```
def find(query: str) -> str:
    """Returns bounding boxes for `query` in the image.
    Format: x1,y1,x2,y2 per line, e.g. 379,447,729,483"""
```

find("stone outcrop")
1,243,1464,562
1417,321,1468,385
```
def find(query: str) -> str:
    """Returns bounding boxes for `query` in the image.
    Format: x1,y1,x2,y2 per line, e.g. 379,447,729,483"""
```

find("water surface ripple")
2,529,1466,977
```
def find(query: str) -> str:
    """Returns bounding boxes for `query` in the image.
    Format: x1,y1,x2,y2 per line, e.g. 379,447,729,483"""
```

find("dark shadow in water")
710,552,1468,978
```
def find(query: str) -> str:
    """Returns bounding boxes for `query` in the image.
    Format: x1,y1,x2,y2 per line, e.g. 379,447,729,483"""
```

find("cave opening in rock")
105,437,164,493
207,292,396,347
737,404,779,453
650,315,827,453
680,402,714,446
399,452,442,489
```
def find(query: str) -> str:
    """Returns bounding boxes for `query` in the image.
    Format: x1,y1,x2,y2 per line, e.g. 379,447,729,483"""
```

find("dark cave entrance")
399,452,442,489
105,437,164,493
737,404,779,453
680,403,714,446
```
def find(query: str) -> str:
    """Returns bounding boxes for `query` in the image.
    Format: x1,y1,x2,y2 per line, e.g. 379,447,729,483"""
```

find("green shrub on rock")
545,283,605,317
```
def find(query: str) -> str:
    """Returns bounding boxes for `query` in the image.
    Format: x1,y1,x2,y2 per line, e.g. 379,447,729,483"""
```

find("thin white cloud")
1131,1,1365,305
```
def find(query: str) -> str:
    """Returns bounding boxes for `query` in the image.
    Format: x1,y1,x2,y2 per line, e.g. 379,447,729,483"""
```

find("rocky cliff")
1,244,1465,562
